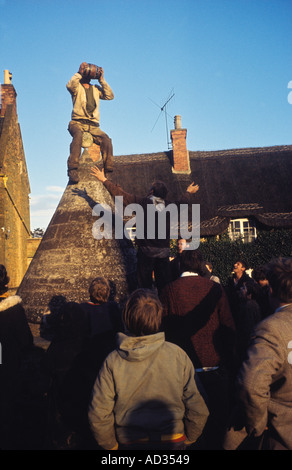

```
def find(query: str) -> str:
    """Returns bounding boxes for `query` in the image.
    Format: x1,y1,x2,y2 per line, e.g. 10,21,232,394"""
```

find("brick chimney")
170,115,191,174
1,70,17,117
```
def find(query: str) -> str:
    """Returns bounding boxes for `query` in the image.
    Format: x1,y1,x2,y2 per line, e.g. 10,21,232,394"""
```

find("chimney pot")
1,71,17,117
174,115,182,129
4,70,12,84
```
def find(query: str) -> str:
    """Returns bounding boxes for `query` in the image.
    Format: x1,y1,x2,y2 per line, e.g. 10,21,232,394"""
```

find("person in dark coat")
160,249,236,450
225,258,257,327
78,277,124,408
235,283,262,363
44,278,123,449
44,301,91,449
169,238,189,281
0,265,33,449
252,266,273,319
80,277,122,338
224,257,292,450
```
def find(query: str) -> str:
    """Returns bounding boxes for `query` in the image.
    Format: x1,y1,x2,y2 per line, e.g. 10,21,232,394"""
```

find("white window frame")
228,218,257,243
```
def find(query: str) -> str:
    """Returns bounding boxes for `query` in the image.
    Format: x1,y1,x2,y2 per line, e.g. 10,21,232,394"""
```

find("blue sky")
1,0,291,230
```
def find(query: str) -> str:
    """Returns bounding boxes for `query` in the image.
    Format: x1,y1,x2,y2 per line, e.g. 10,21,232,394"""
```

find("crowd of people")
2,63,291,451
0,249,291,451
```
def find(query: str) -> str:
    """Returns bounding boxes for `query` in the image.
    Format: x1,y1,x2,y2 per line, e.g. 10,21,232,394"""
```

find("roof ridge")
189,144,292,159
107,144,292,161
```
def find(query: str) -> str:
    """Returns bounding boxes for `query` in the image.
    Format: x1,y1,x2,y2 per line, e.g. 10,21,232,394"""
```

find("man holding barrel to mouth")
66,62,114,184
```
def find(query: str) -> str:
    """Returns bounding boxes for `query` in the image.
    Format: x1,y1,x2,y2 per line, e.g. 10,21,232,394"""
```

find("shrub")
171,229,292,286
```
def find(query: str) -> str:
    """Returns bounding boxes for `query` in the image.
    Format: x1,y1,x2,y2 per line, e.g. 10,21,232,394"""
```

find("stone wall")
0,88,31,289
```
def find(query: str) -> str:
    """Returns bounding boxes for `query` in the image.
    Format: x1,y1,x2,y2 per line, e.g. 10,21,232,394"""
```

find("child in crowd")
80,277,122,337
88,288,209,450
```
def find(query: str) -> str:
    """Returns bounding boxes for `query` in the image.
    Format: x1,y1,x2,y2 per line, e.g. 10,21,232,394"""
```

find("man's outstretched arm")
91,166,138,205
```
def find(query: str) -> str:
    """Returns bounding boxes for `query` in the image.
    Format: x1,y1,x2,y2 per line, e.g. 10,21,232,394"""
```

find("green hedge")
171,229,292,286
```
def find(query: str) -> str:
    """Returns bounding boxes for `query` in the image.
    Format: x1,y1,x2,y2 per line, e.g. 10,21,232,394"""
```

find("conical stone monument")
18,149,137,323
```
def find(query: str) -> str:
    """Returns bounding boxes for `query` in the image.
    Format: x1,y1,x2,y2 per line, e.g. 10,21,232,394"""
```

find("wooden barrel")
83,63,102,80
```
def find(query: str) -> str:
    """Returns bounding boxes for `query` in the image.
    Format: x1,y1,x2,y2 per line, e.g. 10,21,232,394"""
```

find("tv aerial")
149,89,175,149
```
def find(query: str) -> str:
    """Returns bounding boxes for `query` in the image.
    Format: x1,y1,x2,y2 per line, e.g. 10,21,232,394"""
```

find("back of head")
149,180,168,200
265,257,292,304
123,288,163,336
89,277,110,304
58,302,88,340
252,266,268,283
180,249,204,275
0,264,9,295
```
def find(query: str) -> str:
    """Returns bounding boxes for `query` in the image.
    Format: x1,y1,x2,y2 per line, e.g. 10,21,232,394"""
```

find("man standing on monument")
67,62,114,185
91,166,199,294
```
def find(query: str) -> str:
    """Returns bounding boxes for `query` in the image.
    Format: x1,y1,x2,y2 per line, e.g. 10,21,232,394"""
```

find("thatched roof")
107,144,292,236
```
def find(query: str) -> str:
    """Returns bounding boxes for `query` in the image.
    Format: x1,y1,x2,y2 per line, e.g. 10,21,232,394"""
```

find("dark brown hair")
180,249,205,275
252,266,268,283
235,258,248,269
89,277,110,304
149,180,168,199
123,288,163,336
266,257,292,303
